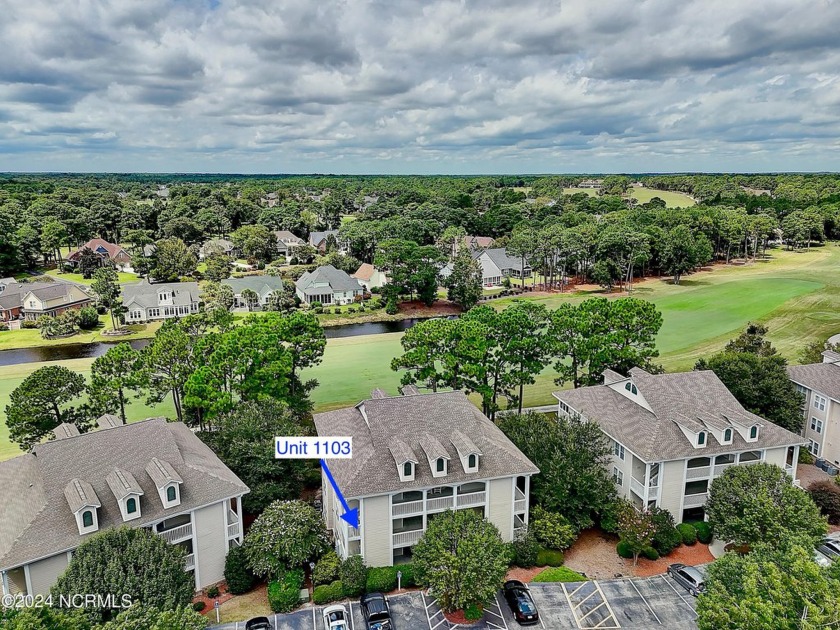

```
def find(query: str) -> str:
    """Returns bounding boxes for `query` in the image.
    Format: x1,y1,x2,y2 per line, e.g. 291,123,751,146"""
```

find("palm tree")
240,288,259,312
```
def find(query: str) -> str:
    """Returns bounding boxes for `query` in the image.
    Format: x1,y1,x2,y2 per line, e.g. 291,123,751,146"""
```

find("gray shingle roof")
53,423,80,440
313,391,538,498
145,457,183,488
121,281,200,309
0,418,248,570
554,368,805,462
64,479,101,513
222,276,286,299
419,434,450,461
309,230,339,247
295,265,363,294
97,414,123,430
105,468,144,501
788,361,840,402
481,248,526,271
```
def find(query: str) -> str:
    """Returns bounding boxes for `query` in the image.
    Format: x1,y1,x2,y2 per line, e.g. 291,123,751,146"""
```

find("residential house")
199,238,238,261
222,276,287,310
314,390,538,566
273,231,305,262
554,367,805,522
0,417,248,596
351,263,387,290
295,265,363,305
309,230,342,254
0,278,21,322
21,283,93,321
67,239,132,272
578,179,603,189
122,280,201,323
788,350,840,466
440,247,531,287
463,235,496,251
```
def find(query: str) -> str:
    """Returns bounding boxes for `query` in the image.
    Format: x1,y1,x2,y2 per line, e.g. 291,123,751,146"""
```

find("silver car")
667,563,706,596
817,538,840,561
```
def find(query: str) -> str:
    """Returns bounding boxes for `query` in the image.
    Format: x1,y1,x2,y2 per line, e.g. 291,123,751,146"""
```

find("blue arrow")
320,459,359,529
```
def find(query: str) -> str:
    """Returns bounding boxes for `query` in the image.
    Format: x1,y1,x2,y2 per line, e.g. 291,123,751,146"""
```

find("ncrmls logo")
59,594,133,608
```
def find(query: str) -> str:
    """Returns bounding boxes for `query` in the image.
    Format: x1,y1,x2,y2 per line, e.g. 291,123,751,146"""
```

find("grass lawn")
0,316,160,350
562,186,695,208
44,268,139,286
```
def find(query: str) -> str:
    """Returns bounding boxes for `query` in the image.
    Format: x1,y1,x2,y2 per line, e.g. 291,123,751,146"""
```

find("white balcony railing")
630,476,645,498
686,466,711,480
157,523,193,544
713,463,734,476
784,463,795,476
456,491,486,508
393,529,424,547
392,500,424,517
683,492,708,508
514,487,526,514
426,495,455,512
184,553,195,571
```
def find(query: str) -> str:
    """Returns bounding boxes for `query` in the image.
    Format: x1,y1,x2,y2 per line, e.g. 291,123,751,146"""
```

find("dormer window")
697,431,706,447
723,428,732,443
389,439,418,483
468,454,477,469
65,478,101,535
403,462,413,477
749,425,758,440
106,468,144,522
167,486,177,502
436,458,446,474
126,497,137,514
624,382,638,395
82,510,94,528
451,429,482,474
146,457,183,508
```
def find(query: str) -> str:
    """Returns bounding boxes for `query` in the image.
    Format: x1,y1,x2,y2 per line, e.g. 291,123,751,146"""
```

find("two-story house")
122,280,201,323
308,230,342,254
0,416,248,596
67,239,133,272
199,238,238,261
788,350,840,466
295,265,364,306
351,263,387,290
273,231,305,262
313,389,538,567
21,282,94,321
440,248,531,288
554,367,806,522
222,276,288,310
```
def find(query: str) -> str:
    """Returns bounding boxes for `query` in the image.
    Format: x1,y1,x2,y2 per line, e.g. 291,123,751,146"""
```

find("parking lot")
209,574,698,630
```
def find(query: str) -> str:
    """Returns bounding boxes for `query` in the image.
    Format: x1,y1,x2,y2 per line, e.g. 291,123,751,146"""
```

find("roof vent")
400,384,421,396
371,388,389,399
53,423,80,440
97,414,124,430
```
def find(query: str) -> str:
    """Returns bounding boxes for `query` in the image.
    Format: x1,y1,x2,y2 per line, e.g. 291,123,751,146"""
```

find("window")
126,497,137,514
697,432,706,446
811,417,824,434
814,395,827,412
166,486,176,502
795,384,806,395
612,467,624,485
808,439,820,457
467,454,477,469
723,428,732,442
436,458,445,473
613,441,625,460
403,462,413,477
82,510,93,528
749,425,758,439
624,382,638,395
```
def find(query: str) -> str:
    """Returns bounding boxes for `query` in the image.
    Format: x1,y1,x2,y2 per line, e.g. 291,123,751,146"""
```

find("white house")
295,265,364,305
554,367,806,522
122,280,201,323
314,389,538,566
0,417,248,596
351,263,387,290
222,276,288,310
440,247,531,288
788,350,840,467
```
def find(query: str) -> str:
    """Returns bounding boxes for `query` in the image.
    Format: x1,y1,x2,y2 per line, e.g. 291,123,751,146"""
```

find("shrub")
464,604,483,621
512,528,540,568
642,547,660,561
340,555,368,597
690,520,714,544
205,585,220,599
532,566,586,582
599,500,623,535
21,319,39,329
809,480,840,525
192,601,206,612
502,543,517,566
616,540,634,559
530,506,576,551
77,306,99,330
347,307,357,313
536,548,564,567
312,307,323,314
313,580,344,605
224,545,256,594
0,322,7,332
649,506,682,556
396,563,416,588
677,523,697,545
799,449,815,465
366,567,398,593
313,550,341,586
268,570,304,613
310,301,322,309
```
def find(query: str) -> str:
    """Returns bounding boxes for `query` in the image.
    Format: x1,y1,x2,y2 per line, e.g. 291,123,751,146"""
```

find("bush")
502,542,517,566
396,563,416,588
599,500,623,535
347,307,357,313
366,567,398,593
642,547,660,561
809,480,840,525
310,301,322,309
616,540,634,559
77,306,100,330
512,528,540,568
464,604,483,621
650,506,682,556
536,548,565,567
0,322,7,332
21,319,39,329
313,580,344,605
530,506,576,551
268,570,305,613
340,555,367,597
206,585,220,599
690,520,714,544
224,545,257,594
799,448,815,465
677,523,697,545
192,601,206,612
312,307,323,314
313,550,341,587
532,566,586,582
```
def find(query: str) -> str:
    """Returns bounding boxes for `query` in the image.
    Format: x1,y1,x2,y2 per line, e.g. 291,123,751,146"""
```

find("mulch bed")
443,609,481,625
193,580,236,616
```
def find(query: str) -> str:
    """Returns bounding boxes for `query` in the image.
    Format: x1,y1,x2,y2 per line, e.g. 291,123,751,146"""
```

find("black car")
245,617,273,630
503,580,539,625
667,563,706,597
360,592,393,629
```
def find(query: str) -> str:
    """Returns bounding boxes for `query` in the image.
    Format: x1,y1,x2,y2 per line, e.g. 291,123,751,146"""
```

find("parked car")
323,604,350,630
667,563,706,596
360,592,393,629
814,549,834,568
503,580,540,625
817,538,840,560
245,618,273,630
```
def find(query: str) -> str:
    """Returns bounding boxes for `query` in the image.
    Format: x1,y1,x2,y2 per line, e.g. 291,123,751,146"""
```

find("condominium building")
788,350,840,466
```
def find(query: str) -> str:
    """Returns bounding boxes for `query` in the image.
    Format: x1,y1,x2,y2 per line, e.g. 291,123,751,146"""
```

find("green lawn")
0,316,160,350
44,268,139,285
562,186,695,208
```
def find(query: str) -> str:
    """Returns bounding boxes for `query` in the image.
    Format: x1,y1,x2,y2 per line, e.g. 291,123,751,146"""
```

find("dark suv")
360,592,393,629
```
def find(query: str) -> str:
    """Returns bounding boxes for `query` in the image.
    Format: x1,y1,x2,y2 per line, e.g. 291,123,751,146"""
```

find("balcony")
157,523,192,544
227,510,241,539
456,491,486,508
335,510,361,540
393,529,424,547
683,492,708,508
686,466,711,480
514,514,526,535
392,499,424,518
713,463,734,476
514,487,526,514
784,463,795,476
184,553,195,571
426,495,455,512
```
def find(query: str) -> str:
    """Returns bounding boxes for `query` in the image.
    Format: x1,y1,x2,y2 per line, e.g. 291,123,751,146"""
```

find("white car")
323,604,350,630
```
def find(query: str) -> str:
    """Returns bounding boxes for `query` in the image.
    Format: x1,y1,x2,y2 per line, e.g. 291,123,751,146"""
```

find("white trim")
190,509,200,590
23,565,32,596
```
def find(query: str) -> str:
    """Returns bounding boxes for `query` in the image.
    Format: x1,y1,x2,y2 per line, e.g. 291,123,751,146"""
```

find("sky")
1,0,840,174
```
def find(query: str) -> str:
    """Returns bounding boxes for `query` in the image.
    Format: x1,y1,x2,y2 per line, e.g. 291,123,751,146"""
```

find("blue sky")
1,0,840,174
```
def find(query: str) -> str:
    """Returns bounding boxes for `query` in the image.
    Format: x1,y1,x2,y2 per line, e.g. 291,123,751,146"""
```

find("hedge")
536,548,565,567
396,563,416,588
690,521,714,544
340,555,368,597
313,580,344,605
313,550,341,586
224,545,256,595
268,569,305,613
677,523,697,545
642,547,660,561
532,567,586,582
366,567,398,593
464,604,483,621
